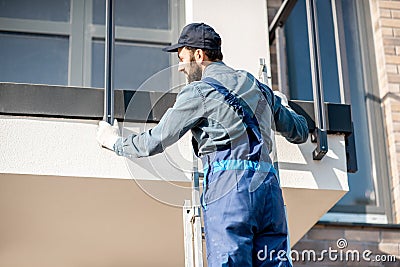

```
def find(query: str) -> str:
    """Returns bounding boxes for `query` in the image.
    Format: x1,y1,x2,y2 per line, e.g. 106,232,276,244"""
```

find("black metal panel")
0,83,353,133
0,82,177,122
122,90,177,122
345,123,358,173
289,99,356,172
289,100,352,134
0,83,106,118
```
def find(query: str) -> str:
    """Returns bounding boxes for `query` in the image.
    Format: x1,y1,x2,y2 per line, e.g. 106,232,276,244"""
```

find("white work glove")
273,91,290,108
96,119,120,151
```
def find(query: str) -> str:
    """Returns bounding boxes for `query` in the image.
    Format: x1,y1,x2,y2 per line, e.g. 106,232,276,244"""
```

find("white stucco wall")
0,116,192,181
0,116,348,193
185,0,271,78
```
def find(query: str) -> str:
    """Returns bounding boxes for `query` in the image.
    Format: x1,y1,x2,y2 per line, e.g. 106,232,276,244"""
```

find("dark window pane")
335,0,376,207
285,0,340,103
0,0,70,22
0,33,69,86
92,41,170,89
93,0,169,29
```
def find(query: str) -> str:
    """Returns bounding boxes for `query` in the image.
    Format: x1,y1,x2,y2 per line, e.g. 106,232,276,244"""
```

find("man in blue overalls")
97,23,309,266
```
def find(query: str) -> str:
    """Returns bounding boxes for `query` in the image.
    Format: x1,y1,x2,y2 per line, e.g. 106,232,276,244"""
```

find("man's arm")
113,85,205,158
272,91,309,144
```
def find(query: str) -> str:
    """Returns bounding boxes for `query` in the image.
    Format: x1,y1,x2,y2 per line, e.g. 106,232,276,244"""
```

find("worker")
97,23,308,267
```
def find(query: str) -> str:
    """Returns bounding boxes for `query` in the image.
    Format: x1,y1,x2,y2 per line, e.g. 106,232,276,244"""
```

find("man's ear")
194,49,205,63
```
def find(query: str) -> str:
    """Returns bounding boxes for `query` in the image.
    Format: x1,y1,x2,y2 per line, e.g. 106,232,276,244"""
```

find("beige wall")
0,174,189,267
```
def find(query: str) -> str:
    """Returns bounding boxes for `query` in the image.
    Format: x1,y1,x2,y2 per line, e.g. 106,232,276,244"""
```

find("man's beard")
186,58,203,84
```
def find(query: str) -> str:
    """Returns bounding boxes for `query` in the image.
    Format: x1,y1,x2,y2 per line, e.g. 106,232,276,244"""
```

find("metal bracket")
311,128,328,160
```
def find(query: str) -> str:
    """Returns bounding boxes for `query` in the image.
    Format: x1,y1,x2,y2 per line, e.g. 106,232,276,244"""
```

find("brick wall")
369,0,400,223
291,223,400,266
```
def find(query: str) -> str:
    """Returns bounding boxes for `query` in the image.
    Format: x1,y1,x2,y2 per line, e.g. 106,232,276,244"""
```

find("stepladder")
183,154,204,267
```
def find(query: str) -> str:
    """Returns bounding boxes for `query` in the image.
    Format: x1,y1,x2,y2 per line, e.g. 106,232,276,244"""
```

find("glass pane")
0,0,70,22
93,0,169,29
285,0,341,103
91,41,170,89
0,33,69,86
335,0,376,207
285,0,379,209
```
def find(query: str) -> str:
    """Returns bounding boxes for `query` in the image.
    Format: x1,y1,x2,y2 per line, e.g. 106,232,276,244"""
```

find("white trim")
90,25,172,44
69,0,85,86
320,212,388,224
0,17,70,35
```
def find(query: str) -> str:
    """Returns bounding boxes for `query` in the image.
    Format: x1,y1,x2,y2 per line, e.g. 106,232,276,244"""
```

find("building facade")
0,0,399,266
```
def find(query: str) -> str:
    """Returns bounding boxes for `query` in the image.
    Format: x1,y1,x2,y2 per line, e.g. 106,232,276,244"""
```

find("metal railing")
104,0,115,124
305,0,328,160
269,0,328,160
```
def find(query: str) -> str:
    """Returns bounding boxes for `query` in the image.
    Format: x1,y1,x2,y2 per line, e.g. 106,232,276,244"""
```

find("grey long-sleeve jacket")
114,62,308,158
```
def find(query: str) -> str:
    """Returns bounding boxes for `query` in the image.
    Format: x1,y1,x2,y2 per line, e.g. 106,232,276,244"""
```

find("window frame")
276,0,393,222
0,0,185,88
327,0,392,220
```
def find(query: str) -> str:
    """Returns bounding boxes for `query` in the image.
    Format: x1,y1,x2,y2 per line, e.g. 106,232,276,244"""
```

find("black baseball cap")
162,23,221,52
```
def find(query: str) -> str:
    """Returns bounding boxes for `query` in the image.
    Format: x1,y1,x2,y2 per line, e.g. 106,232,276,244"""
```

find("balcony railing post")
104,0,115,124
306,0,328,160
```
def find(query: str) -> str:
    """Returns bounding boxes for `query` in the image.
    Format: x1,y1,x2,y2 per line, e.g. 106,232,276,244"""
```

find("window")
93,0,169,29
0,0,70,22
0,32,69,85
0,0,183,88
284,0,391,220
91,41,170,90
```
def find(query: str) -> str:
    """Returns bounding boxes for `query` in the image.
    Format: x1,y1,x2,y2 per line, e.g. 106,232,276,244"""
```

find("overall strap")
202,77,261,135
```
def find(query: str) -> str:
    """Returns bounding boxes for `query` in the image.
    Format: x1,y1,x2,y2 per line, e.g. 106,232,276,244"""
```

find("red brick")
384,37,400,46
392,102,400,112
387,73,400,83
345,229,380,242
381,230,400,242
383,27,394,36
392,113,400,122
386,64,399,73
386,55,400,64
380,1,400,10
381,8,392,18
381,18,400,28
392,10,400,19
385,45,396,55
307,227,345,241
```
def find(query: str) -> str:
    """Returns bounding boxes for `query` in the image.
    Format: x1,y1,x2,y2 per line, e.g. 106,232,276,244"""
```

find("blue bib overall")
201,77,292,267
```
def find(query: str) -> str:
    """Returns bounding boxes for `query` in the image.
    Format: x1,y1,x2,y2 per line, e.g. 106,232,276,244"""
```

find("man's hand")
96,119,120,151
